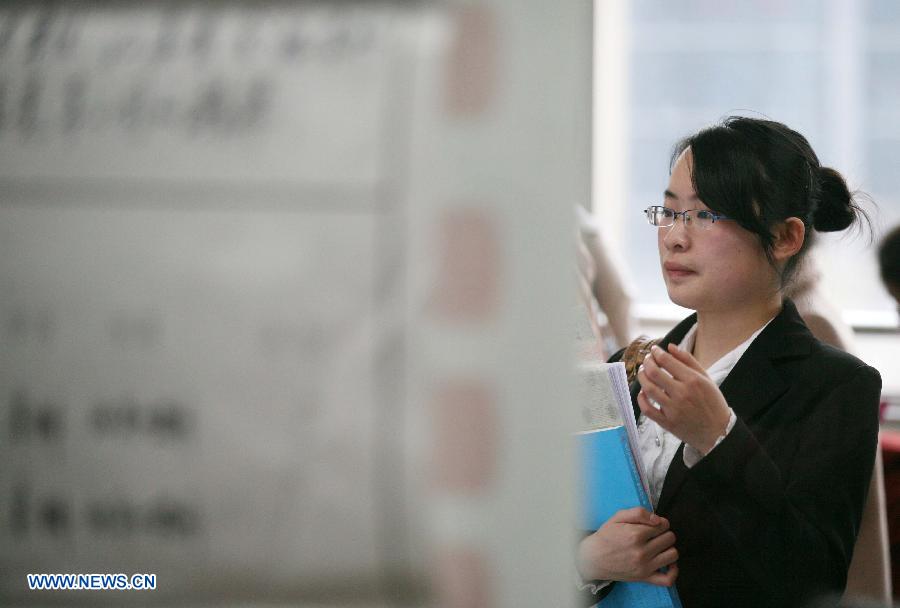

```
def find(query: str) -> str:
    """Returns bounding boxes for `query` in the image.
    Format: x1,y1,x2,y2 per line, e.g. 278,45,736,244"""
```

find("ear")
771,217,805,262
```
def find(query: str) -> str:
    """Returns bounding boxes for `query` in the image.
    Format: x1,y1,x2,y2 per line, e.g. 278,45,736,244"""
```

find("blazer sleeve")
686,363,881,603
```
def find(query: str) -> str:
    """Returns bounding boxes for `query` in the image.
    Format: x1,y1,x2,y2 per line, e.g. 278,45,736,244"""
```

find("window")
595,0,899,327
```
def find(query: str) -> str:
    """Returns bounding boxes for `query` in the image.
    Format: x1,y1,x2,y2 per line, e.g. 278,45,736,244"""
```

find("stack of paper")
576,362,682,608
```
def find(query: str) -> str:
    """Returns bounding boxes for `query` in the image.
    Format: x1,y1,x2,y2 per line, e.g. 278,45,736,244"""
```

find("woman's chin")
665,286,700,310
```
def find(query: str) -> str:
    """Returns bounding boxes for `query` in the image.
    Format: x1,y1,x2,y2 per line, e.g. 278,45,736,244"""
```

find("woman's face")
658,149,779,313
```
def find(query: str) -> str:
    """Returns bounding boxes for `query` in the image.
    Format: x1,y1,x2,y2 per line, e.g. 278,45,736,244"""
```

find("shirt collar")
677,316,776,386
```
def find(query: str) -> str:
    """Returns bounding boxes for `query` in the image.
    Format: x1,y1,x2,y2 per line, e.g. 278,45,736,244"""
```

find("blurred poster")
0,4,434,604
0,2,589,607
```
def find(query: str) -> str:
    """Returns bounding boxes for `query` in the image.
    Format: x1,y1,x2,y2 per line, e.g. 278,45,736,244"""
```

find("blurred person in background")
576,117,881,608
784,254,856,351
877,224,900,604
576,204,638,356
784,250,892,608
880,225,900,314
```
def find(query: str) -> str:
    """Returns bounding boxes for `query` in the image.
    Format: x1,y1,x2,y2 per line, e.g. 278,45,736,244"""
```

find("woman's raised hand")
637,344,732,454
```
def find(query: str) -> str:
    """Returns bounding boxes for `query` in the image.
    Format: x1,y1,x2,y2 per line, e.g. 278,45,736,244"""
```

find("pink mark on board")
432,380,497,494
434,548,493,608
429,208,500,322
444,6,498,117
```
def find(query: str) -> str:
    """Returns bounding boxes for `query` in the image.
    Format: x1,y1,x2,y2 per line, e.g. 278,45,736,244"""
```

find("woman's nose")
662,218,689,250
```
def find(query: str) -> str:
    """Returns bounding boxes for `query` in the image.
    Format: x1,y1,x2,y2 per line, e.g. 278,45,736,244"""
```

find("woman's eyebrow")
663,189,699,201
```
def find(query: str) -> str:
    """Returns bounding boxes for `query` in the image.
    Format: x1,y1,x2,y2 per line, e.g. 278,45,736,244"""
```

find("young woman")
577,117,882,608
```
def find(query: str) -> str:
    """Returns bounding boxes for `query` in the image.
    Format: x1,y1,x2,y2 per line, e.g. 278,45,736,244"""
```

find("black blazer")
593,299,881,608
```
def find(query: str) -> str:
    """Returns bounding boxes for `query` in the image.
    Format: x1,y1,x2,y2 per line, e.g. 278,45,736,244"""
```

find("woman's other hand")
637,344,731,454
577,507,679,586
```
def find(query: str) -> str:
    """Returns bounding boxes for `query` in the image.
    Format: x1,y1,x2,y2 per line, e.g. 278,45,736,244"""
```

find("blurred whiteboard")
0,4,432,604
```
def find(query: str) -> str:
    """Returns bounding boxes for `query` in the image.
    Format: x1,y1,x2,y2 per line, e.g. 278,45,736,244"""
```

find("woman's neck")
691,295,782,369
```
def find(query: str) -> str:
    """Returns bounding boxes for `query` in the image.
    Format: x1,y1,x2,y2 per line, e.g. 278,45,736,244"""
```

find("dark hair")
879,224,900,287
670,116,870,287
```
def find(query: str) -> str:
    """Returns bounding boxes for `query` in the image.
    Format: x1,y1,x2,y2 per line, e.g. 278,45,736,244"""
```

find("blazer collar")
629,299,814,513
715,298,812,420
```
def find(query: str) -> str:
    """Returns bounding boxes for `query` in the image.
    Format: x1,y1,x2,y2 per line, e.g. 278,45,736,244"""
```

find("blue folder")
578,426,682,608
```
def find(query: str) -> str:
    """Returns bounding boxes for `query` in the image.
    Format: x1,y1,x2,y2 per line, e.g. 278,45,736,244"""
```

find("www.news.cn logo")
27,573,156,591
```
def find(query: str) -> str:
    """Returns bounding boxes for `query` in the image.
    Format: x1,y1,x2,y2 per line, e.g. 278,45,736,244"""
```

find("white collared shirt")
636,317,774,507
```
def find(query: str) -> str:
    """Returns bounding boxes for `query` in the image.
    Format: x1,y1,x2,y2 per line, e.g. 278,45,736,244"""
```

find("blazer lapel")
651,299,813,514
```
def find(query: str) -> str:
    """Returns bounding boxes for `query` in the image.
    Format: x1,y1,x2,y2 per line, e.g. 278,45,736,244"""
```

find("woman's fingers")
648,344,695,381
665,343,706,373
637,389,669,423
639,354,678,395
637,367,673,410
612,507,661,527
645,530,676,557
637,365,675,412
652,547,679,570
642,562,679,587
636,519,672,543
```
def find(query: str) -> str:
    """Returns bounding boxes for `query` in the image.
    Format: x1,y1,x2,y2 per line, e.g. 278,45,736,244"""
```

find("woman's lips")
663,262,695,279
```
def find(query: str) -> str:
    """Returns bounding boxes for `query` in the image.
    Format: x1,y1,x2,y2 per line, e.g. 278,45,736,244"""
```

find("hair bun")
813,167,854,232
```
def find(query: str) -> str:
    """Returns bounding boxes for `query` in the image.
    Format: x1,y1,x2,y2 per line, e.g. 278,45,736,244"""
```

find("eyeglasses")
643,206,733,230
